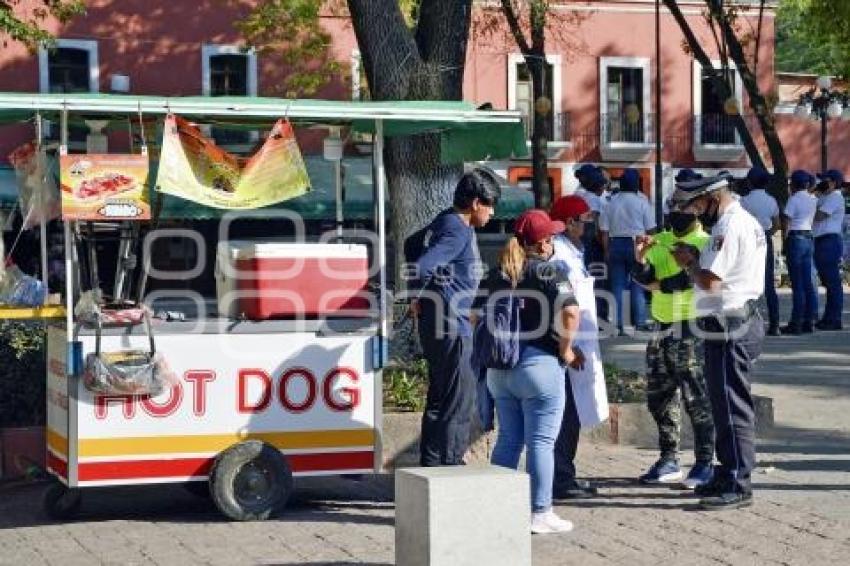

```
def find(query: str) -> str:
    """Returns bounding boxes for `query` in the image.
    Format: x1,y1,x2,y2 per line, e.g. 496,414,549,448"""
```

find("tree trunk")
663,0,767,171
347,0,472,289
529,56,552,209
705,1,789,190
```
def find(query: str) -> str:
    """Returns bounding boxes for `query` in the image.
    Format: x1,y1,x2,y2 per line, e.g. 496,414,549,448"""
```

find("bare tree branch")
663,0,765,169
500,0,530,54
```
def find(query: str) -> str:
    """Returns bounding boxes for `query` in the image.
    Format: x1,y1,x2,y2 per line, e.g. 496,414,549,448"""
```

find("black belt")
697,299,760,332
787,230,812,236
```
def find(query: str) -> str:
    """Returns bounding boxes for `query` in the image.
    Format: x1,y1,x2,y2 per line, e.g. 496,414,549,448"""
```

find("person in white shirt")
781,170,819,334
668,173,766,510
813,169,846,330
572,166,610,320
740,166,781,335
549,195,609,500
600,168,656,333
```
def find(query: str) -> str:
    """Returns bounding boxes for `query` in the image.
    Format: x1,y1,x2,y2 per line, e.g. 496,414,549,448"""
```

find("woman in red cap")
484,209,584,534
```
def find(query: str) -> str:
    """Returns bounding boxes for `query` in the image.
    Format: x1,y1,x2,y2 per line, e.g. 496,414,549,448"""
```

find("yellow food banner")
155,114,311,209
59,154,151,221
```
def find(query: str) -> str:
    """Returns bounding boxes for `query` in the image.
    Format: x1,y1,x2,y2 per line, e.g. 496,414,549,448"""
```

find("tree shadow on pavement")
0,478,395,529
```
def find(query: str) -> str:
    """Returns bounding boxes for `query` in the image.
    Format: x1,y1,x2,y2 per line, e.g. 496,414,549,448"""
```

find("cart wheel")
210,440,292,521
43,481,82,520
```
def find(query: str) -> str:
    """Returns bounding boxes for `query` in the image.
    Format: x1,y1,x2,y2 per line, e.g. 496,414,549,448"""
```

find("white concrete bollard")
395,466,531,566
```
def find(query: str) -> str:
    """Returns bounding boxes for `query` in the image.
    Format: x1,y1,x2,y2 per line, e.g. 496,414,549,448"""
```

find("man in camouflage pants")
632,203,715,488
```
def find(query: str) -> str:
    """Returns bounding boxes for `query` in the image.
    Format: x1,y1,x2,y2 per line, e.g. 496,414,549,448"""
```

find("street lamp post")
794,76,849,171
654,0,663,226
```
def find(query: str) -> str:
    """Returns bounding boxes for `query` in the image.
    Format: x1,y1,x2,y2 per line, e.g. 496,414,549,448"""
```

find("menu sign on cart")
155,114,311,209
59,154,151,221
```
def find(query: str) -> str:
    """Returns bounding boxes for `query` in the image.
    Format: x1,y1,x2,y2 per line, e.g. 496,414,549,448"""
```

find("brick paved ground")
1,292,847,565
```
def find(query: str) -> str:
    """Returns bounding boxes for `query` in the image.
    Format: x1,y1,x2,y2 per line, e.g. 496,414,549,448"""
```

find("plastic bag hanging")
83,311,178,396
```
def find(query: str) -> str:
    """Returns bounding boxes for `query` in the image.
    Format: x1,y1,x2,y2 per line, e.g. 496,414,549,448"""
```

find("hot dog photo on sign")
60,154,151,221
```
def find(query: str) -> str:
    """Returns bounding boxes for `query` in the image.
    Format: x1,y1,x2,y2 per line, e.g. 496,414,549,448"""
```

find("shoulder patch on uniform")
712,236,724,251
556,281,574,295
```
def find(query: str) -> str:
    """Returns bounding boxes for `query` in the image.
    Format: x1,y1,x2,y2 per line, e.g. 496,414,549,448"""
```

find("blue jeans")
487,346,566,513
786,234,818,326
814,234,844,325
609,236,648,330
763,235,779,327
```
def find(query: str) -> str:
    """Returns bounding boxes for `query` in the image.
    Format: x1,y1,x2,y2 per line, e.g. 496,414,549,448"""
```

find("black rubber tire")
209,440,292,521
43,481,82,520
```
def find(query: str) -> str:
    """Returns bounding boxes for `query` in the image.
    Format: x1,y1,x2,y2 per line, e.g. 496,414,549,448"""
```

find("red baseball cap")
514,209,566,245
549,195,590,222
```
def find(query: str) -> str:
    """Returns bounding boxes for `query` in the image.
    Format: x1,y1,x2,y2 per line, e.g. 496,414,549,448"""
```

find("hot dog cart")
0,93,524,520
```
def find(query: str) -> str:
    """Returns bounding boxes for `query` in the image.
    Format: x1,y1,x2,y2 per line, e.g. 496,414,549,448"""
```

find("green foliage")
603,362,646,404
0,0,85,49
383,357,428,412
0,321,47,427
776,0,849,78
234,0,342,98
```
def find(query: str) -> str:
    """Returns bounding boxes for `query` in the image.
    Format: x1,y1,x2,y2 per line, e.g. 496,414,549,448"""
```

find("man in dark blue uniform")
405,169,501,466
669,173,767,510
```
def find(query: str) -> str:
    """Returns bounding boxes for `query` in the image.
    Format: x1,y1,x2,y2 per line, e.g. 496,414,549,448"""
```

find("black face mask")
668,211,696,234
698,197,720,227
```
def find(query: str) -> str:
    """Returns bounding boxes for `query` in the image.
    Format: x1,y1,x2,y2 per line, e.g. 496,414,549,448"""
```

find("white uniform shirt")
552,234,589,282
783,190,817,231
741,189,780,231
574,187,602,214
813,190,846,237
696,200,766,315
600,191,656,237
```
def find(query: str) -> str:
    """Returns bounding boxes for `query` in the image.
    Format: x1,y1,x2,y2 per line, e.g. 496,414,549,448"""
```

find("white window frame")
38,39,99,94
507,53,564,142
599,56,652,148
201,44,258,97
201,44,259,148
351,49,362,101
692,59,745,158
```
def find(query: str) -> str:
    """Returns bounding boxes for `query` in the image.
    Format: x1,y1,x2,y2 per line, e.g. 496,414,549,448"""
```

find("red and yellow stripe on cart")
47,428,375,485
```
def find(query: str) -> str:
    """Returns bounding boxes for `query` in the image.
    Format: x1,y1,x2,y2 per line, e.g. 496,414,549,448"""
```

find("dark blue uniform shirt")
405,209,482,337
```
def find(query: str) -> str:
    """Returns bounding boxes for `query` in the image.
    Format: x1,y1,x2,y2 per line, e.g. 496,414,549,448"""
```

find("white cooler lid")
218,240,368,259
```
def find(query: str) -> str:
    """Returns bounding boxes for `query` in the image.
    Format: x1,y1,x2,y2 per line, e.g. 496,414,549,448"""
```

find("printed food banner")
155,114,310,209
60,154,151,221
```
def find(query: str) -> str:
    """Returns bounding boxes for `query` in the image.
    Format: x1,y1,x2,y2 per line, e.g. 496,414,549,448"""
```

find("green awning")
0,93,527,164
0,93,530,216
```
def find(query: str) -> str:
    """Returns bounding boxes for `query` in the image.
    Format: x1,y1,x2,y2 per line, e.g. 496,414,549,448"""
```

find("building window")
508,54,563,142
202,45,258,148
599,57,651,147
210,54,249,96
695,61,743,146
38,39,99,94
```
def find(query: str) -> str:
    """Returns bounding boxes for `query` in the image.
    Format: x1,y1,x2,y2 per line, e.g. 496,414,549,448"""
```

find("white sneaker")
531,510,574,534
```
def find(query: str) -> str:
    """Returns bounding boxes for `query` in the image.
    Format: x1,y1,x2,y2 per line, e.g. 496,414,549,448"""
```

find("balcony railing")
519,111,571,143
601,112,655,145
695,113,739,145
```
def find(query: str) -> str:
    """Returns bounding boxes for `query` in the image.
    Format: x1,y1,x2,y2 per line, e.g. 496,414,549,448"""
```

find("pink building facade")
0,0,847,206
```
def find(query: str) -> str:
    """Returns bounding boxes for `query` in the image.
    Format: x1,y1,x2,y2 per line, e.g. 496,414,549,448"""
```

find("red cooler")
224,242,371,319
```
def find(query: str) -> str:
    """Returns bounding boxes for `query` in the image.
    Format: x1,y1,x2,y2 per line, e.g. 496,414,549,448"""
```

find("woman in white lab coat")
549,195,610,499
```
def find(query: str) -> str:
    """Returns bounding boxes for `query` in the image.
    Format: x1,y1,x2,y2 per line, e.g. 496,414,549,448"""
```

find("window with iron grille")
47,48,91,94
700,66,737,145
514,62,554,140
606,66,644,143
